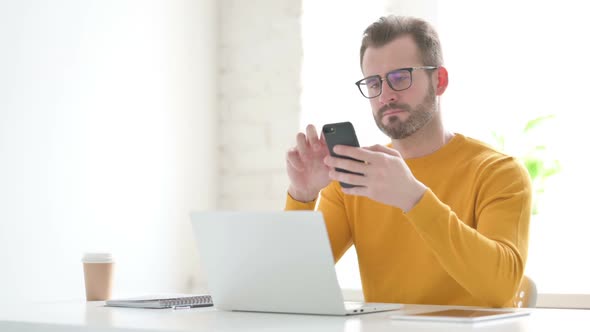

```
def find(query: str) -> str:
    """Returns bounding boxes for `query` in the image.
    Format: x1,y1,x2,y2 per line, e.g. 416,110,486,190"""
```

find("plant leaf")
524,115,555,133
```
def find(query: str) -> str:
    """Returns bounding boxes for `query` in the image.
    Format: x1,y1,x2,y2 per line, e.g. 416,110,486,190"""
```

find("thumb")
364,144,402,157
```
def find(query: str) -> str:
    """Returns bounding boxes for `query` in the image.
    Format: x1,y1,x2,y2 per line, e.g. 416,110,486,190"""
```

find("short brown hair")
360,15,443,69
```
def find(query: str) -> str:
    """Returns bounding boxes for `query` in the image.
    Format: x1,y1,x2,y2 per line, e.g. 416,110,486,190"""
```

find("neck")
390,111,454,159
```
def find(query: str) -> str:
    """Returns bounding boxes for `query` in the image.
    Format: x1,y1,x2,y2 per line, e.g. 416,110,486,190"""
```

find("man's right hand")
286,124,331,202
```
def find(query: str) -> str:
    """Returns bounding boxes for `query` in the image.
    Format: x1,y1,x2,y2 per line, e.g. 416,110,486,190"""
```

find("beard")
373,83,437,140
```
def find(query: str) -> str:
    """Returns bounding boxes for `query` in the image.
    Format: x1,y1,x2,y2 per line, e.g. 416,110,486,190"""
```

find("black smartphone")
322,122,364,188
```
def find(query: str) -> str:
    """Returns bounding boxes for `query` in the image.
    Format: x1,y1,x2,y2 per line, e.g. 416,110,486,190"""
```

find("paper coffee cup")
82,253,114,301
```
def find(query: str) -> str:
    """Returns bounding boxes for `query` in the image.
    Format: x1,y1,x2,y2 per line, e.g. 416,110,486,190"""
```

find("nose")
378,81,399,105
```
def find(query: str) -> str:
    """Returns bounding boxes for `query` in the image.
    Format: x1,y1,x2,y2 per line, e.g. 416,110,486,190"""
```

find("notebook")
105,294,213,309
390,308,530,323
190,211,402,315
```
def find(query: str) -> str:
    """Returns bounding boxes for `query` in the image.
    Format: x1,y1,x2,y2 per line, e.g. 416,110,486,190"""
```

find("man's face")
361,36,438,140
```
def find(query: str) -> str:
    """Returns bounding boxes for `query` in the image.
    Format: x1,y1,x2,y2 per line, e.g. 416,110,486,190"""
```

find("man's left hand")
324,144,427,212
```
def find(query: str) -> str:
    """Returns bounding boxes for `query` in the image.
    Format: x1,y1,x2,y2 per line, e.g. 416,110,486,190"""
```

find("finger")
306,124,321,151
295,132,310,158
364,144,402,158
341,186,367,197
332,145,378,163
329,169,367,187
318,131,327,146
286,148,305,171
324,156,367,174
317,132,330,154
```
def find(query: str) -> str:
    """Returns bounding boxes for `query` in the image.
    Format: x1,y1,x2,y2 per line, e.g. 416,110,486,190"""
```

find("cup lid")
82,252,113,263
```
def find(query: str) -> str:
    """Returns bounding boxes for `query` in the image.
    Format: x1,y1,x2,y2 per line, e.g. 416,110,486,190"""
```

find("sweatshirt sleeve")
285,192,317,211
406,158,532,307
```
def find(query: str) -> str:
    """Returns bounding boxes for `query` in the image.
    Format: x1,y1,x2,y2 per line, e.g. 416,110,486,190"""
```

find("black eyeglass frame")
355,66,439,99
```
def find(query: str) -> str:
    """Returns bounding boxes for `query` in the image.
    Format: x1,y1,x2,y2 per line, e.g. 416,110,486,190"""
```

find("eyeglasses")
355,66,438,99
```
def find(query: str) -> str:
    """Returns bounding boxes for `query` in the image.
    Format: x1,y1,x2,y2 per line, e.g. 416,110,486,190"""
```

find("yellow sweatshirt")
285,134,532,307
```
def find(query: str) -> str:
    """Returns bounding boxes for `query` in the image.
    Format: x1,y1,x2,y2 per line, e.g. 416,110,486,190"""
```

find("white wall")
217,0,302,211
0,0,217,302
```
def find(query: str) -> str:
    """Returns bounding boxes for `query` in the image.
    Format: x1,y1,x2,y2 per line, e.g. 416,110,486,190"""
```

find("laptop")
190,211,402,315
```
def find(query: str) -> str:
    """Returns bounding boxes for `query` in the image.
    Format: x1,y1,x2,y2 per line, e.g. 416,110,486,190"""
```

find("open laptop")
190,211,402,315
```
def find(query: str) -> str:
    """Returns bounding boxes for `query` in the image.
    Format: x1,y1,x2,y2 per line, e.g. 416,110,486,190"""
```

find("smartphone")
322,122,364,188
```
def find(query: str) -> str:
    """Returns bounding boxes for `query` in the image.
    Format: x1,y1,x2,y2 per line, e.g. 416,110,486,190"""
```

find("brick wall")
218,0,302,210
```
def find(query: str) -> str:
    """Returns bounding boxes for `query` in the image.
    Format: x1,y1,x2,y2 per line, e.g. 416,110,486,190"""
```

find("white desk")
1,301,589,332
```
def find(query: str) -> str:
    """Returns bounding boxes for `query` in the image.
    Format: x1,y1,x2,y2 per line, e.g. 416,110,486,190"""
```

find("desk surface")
1,300,589,332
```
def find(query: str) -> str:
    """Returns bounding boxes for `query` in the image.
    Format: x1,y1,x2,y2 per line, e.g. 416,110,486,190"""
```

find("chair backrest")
513,275,537,308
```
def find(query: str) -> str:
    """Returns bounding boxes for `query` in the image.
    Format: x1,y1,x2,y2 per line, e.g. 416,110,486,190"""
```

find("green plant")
492,115,561,215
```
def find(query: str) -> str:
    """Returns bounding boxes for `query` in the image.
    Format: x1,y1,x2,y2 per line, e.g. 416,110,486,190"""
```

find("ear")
435,66,449,96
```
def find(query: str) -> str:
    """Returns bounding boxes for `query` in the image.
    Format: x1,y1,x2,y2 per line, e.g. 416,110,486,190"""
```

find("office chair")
513,275,537,308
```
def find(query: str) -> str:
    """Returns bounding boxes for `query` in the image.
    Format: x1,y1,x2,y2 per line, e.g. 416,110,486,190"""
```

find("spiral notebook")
105,294,213,309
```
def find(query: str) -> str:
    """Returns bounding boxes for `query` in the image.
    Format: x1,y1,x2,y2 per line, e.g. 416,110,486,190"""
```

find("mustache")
378,103,411,117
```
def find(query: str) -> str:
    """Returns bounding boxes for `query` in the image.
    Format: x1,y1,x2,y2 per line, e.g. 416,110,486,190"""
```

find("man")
284,15,531,307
